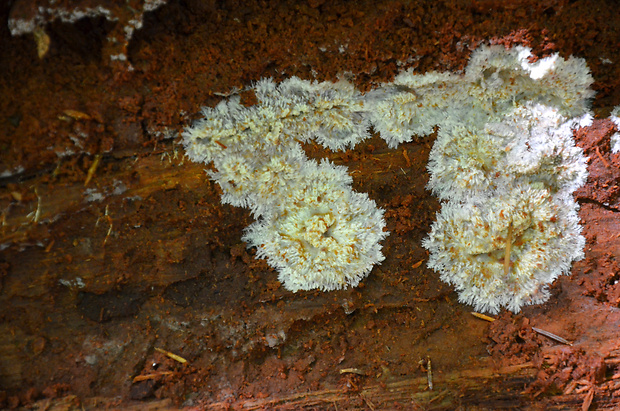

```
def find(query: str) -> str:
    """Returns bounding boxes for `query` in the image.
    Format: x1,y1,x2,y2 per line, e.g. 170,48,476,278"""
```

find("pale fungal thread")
183,44,594,313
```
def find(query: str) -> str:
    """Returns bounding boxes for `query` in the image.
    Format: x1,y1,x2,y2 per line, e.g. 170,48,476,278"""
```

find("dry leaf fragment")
33,27,50,59
411,259,424,269
63,109,92,121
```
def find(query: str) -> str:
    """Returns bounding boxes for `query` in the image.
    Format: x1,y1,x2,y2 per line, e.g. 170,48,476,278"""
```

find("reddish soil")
1,0,619,409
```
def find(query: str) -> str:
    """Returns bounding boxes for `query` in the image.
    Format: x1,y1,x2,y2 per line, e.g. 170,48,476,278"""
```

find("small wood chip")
33,27,50,59
84,154,101,187
402,149,411,167
411,259,424,269
595,146,610,168
63,109,92,121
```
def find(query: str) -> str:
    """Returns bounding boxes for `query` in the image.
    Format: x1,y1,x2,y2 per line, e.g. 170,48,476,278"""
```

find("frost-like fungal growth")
243,160,387,292
184,44,592,311
184,77,371,167
183,77,387,292
423,184,584,314
366,45,593,150
426,103,590,203
366,45,591,313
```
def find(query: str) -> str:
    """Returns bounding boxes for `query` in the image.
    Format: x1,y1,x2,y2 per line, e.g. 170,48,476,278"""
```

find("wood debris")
155,347,187,364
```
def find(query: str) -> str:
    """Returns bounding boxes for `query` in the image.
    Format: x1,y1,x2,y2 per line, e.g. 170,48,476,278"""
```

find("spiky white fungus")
183,77,371,167
426,102,590,203
369,45,591,313
423,183,584,314
363,45,591,312
366,45,593,151
184,44,592,311
242,160,387,292
183,77,386,292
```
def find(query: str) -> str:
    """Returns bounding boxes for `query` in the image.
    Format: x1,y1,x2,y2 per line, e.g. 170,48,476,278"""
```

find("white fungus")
183,44,593,312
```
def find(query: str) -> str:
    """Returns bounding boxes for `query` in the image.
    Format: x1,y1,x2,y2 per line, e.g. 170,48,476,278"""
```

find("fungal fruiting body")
369,45,592,314
242,160,387,292
183,44,592,313
183,77,387,292
419,102,591,314
423,183,584,314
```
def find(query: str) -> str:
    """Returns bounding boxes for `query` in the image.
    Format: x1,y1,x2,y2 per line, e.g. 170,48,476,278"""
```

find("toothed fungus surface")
183,77,386,292
183,44,592,312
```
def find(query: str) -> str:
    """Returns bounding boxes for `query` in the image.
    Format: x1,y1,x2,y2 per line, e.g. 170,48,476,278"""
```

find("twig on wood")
595,146,610,168
532,327,573,346
28,187,42,223
84,154,101,186
133,371,173,383
155,347,187,364
411,259,424,269
402,148,411,167
339,368,366,376
427,356,433,391
471,312,496,322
